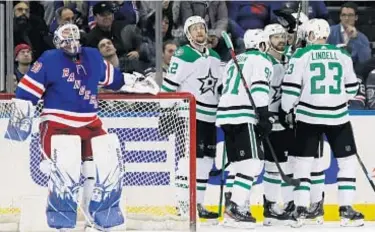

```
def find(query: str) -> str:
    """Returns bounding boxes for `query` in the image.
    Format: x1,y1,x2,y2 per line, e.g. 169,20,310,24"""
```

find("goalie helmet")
184,16,208,47
264,24,286,54
244,29,269,52
305,18,330,44
53,23,81,55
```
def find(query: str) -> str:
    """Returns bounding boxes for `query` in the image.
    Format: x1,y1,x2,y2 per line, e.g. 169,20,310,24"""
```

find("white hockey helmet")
184,15,208,46
305,18,330,44
291,12,309,42
244,29,269,52
264,23,286,53
53,22,81,55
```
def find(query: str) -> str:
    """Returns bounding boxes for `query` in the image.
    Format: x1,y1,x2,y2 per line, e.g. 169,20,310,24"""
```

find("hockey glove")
278,105,295,129
255,106,274,140
121,72,160,95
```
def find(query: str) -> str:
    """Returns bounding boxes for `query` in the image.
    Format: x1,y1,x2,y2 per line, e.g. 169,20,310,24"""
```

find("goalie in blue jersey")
5,23,159,232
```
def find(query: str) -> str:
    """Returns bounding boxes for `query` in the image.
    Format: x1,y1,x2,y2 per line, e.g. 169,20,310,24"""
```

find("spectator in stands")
327,2,371,65
143,40,179,86
44,7,76,49
269,1,331,23
162,40,178,73
87,1,137,30
13,1,48,61
83,1,129,57
49,2,89,33
98,38,119,68
227,1,269,39
13,44,32,85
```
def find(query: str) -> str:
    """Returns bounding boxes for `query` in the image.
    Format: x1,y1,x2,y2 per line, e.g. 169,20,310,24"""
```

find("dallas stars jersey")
268,55,286,131
281,44,359,125
161,45,223,123
216,50,272,126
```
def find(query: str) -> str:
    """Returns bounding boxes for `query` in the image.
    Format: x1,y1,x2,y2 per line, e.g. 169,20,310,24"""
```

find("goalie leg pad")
90,134,125,228
46,135,81,229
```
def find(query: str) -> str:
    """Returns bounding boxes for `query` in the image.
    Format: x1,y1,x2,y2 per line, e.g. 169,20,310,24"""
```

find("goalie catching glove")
120,72,160,95
4,98,34,141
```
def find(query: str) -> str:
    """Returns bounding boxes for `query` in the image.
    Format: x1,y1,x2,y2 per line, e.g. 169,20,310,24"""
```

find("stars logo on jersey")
198,69,218,95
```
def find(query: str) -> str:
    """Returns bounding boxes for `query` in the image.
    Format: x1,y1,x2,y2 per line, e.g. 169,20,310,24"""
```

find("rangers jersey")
216,50,273,126
281,44,359,125
16,47,125,127
161,45,223,123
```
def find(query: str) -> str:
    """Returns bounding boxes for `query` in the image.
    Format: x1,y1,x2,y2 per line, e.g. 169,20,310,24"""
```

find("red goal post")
0,92,197,231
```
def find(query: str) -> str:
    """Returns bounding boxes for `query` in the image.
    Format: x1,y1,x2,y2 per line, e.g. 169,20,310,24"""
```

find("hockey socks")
281,156,295,205
196,157,214,205
231,159,262,207
310,157,325,204
337,156,357,206
263,161,283,203
293,157,314,207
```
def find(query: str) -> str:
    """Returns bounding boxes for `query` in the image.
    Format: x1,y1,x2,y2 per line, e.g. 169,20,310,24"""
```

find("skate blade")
289,218,305,228
222,218,255,229
199,218,219,226
305,216,324,225
340,218,364,227
263,217,293,226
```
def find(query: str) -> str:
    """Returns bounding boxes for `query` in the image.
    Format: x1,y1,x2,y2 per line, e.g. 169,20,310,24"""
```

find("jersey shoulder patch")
173,45,201,63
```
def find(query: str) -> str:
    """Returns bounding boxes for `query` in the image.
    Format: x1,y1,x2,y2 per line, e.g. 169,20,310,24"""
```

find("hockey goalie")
4,23,159,232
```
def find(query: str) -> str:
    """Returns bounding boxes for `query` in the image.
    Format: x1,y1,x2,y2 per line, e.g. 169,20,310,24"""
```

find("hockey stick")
355,152,375,192
221,31,300,187
217,143,227,217
291,1,302,53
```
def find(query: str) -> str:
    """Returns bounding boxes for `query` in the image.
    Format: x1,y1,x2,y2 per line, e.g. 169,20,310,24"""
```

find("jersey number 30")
310,62,343,95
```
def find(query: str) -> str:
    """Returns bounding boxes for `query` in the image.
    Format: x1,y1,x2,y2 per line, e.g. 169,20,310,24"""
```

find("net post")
188,93,197,232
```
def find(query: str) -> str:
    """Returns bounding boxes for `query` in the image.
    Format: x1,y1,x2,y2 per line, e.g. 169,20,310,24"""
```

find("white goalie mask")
53,23,81,55
305,18,330,44
264,23,287,54
184,16,208,48
244,29,269,52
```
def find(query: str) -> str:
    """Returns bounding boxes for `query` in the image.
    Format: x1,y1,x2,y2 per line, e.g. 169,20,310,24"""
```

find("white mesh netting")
0,93,196,231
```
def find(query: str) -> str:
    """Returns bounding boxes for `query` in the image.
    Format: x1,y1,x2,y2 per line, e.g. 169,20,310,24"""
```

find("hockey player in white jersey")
280,19,364,227
216,29,273,228
160,16,223,220
261,23,295,226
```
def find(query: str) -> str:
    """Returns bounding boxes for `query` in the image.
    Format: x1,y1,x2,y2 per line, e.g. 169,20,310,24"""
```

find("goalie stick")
221,31,300,187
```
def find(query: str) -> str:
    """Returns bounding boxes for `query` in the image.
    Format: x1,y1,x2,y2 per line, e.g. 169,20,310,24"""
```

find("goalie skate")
223,201,256,229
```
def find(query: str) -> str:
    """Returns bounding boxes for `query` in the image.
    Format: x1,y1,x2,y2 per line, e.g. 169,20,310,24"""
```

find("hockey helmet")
244,29,269,52
53,23,81,55
305,18,330,44
184,16,208,46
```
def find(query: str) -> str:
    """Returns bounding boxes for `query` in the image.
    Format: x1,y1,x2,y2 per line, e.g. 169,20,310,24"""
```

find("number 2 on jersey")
310,62,343,95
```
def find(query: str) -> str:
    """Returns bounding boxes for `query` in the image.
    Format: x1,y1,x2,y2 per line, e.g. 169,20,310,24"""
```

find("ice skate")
223,200,256,229
283,200,296,216
197,203,219,225
306,195,324,225
339,206,364,227
263,196,293,226
290,206,309,228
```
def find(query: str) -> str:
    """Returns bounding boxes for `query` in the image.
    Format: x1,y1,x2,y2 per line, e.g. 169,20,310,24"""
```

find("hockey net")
0,93,196,231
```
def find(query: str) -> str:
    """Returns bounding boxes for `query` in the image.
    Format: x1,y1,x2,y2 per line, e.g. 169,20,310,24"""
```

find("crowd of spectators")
9,1,375,109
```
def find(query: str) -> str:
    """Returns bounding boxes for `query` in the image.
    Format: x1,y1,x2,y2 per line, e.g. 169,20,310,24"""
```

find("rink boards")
0,110,375,222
